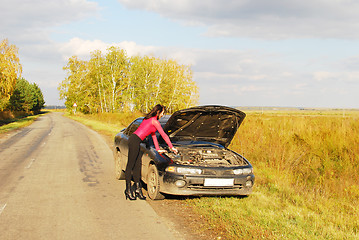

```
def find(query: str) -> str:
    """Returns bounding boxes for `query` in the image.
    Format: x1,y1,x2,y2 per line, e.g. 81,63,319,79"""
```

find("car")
113,105,255,200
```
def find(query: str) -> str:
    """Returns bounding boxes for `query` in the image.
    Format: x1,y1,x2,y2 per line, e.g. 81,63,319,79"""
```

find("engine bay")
166,146,248,167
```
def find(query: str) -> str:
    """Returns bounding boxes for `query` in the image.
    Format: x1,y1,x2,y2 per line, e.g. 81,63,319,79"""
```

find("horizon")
43,104,359,111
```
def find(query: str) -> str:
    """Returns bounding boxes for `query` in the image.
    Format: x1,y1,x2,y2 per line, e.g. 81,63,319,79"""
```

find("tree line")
0,39,45,113
58,46,199,114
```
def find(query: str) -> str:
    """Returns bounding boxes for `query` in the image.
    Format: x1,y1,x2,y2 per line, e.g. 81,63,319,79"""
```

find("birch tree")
129,55,159,112
59,56,91,112
104,47,130,111
154,59,198,112
88,50,108,112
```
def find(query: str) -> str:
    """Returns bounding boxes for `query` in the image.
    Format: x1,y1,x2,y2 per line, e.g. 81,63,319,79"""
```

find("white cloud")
195,72,242,81
342,56,359,71
205,84,265,95
313,71,336,82
346,72,359,83
294,83,308,89
0,0,99,42
58,38,160,60
313,71,359,84
117,0,359,39
239,85,265,93
59,38,110,60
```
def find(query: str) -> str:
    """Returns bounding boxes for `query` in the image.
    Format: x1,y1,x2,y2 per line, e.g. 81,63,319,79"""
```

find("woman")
125,104,178,200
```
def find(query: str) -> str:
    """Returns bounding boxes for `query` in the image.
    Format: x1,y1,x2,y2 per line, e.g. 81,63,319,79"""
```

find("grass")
0,112,47,134
63,109,359,239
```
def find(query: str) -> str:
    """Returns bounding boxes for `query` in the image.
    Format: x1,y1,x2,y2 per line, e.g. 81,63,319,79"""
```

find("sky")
1,0,359,109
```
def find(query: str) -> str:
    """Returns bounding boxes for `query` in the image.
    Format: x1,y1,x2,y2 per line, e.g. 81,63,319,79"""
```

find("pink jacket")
133,116,174,151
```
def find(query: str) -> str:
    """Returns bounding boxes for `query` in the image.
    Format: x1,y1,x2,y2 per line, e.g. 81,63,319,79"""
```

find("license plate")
204,178,234,187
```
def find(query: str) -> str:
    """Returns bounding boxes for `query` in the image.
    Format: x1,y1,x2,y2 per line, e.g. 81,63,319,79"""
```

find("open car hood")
163,105,246,148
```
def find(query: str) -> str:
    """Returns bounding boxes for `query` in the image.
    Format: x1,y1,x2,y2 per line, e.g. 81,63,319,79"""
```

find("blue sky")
1,0,359,108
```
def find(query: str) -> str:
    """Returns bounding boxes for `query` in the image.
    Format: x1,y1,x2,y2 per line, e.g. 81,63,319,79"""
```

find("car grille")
202,169,233,176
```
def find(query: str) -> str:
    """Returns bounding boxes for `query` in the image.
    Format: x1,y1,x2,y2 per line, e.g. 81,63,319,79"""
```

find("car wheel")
115,151,125,180
147,164,165,200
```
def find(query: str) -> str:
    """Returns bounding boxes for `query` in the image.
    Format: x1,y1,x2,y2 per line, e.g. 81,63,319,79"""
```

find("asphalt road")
0,112,182,240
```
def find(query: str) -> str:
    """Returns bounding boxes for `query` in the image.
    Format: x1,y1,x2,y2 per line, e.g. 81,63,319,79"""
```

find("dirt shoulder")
147,197,224,240
102,134,222,240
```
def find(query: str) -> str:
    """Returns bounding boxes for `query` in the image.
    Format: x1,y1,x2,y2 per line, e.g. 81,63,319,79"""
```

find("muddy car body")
114,105,255,200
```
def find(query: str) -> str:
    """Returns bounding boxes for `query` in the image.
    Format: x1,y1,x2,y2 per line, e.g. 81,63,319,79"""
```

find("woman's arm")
151,133,161,151
152,118,177,153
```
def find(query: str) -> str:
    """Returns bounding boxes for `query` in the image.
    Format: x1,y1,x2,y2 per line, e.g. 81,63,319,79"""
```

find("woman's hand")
171,147,178,154
157,149,167,154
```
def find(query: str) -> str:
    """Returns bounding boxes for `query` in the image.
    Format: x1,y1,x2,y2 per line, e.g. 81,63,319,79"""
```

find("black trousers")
125,134,143,184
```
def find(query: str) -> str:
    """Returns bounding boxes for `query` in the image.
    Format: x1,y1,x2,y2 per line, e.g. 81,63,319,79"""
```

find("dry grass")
188,110,359,239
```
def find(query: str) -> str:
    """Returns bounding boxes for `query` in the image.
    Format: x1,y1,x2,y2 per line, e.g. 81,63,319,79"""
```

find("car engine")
166,146,248,167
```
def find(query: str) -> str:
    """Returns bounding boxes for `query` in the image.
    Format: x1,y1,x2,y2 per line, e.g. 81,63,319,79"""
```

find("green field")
58,110,359,239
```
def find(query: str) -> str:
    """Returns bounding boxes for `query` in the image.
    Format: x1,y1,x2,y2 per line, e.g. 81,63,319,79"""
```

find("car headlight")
233,168,253,175
233,168,243,175
166,166,202,175
243,168,253,175
177,167,202,175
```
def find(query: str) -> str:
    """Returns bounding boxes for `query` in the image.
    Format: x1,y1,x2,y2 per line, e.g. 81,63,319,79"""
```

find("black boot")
124,182,136,200
134,182,146,200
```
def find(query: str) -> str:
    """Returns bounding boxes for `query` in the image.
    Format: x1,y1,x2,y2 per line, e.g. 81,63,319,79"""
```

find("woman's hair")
145,104,166,119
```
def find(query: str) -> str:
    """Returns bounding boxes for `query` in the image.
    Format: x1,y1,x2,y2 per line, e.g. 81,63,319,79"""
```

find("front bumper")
159,172,255,196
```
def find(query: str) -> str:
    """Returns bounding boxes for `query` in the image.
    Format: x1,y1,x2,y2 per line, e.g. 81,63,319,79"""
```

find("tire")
115,150,125,180
146,164,165,200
